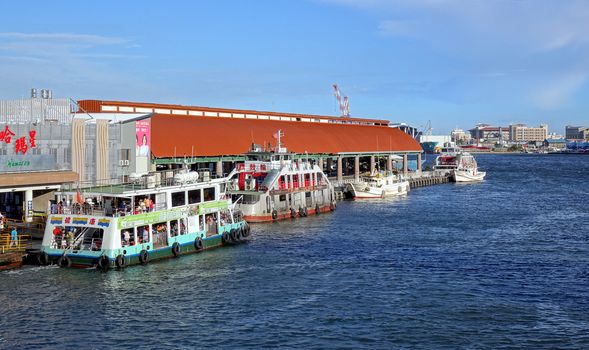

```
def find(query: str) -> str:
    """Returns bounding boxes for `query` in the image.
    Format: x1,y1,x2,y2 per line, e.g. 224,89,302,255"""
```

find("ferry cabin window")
171,219,187,236
152,222,168,248
279,194,286,202
188,189,201,204
138,225,150,244
203,187,216,201
205,213,218,236
171,191,186,207
121,229,135,246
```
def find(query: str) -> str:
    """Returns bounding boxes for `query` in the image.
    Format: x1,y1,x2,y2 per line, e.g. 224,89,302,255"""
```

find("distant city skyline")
1,0,588,134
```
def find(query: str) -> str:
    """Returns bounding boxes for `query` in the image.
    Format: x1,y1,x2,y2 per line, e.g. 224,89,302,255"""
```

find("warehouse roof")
149,114,422,157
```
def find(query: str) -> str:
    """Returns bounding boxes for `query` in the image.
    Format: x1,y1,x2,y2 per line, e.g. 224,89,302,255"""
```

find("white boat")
227,130,336,222
348,171,410,199
433,146,486,182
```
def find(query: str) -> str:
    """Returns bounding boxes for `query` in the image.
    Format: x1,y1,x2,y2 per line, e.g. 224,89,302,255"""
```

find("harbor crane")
332,84,350,117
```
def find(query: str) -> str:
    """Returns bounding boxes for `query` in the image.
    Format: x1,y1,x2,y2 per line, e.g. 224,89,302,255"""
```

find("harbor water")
1,154,588,349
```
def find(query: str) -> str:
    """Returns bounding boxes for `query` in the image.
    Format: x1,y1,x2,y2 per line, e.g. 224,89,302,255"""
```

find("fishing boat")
433,146,486,182
227,130,336,222
348,171,410,199
39,169,250,271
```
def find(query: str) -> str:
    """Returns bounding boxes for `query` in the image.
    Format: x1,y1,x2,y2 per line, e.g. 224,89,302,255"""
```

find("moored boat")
433,146,486,182
348,171,410,199
227,130,336,222
39,169,250,271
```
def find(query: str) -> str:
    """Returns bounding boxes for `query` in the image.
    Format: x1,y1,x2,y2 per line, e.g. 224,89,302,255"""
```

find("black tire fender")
115,254,126,268
271,209,278,220
222,232,230,244
315,204,321,215
290,208,297,218
38,251,49,266
171,242,181,257
97,255,110,272
57,254,71,268
194,237,204,251
139,249,149,265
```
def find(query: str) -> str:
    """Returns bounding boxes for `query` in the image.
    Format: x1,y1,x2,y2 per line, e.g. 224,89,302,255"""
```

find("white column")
417,153,422,175
354,156,360,182
403,154,408,176
24,189,33,223
216,160,223,177
337,157,343,182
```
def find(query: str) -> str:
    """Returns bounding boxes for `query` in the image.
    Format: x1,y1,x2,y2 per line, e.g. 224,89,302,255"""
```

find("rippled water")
1,154,588,349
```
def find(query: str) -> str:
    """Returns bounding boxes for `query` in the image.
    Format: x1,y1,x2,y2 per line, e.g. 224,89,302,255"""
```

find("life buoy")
194,237,204,251
315,204,321,215
97,255,110,272
139,249,149,265
222,232,230,244
271,209,278,220
37,251,49,266
171,242,181,257
57,254,71,268
290,208,297,218
115,254,126,268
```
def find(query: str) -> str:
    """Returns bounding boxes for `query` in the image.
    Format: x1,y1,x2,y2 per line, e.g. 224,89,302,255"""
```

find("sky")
1,0,588,134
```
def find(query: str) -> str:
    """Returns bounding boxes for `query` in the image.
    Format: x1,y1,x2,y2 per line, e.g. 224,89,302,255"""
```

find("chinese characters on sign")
0,125,37,154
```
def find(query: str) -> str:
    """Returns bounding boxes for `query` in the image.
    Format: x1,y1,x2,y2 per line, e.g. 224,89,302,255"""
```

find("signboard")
136,120,151,157
198,200,228,215
0,155,59,172
49,216,111,228
118,207,188,230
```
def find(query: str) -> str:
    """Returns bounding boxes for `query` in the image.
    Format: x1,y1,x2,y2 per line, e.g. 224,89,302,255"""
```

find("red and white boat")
227,130,336,222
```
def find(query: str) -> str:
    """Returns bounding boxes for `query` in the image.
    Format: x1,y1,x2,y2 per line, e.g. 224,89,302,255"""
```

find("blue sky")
1,0,588,134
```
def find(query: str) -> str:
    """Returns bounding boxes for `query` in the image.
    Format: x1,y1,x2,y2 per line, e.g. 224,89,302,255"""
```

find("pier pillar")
337,157,343,182
354,156,360,182
24,189,33,223
216,160,223,177
417,153,422,175
403,154,408,176
387,155,393,172
318,157,324,172
370,156,376,174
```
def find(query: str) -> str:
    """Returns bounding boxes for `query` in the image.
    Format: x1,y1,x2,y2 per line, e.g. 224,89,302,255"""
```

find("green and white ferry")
39,169,250,271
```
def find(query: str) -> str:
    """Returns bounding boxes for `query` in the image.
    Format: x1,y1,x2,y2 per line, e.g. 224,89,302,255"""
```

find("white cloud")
378,20,420,38
0,32,126,45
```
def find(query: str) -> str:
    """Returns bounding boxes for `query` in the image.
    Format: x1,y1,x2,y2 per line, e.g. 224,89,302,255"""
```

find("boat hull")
41,223,249,270
453,170,486,182
243,204,334,222
349,181,410,199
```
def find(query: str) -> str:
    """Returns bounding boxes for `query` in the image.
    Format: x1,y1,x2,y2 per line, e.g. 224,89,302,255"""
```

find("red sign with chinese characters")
0,125,37,154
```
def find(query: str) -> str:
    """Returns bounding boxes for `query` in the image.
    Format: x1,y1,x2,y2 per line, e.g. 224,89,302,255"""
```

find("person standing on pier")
10,227,18,248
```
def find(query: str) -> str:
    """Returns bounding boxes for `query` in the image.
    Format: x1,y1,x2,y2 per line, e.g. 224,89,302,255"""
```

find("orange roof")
150,114,422,157
77,99,391,125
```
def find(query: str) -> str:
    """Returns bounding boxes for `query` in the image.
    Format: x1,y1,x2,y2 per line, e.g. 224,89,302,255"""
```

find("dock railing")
0,234,32,254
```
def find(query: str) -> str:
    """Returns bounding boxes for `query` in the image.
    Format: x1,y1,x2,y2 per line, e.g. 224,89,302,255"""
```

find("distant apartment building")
468,124,509,142
508,124,548,142
565,125,589,140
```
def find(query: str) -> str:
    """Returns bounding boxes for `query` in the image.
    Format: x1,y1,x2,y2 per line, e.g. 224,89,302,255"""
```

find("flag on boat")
76,190,85,205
